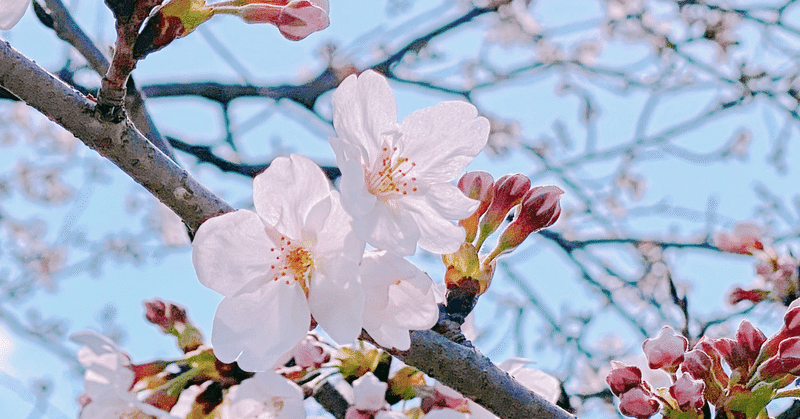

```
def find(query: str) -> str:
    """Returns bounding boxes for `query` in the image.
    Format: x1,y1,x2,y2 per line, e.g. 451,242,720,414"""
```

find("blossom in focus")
329,70,490,256
71,331,173,419
192,154,365,371
359,250,439,350
642,326,688,372
211,0,330,40
0,0,28,30
221,371,305,419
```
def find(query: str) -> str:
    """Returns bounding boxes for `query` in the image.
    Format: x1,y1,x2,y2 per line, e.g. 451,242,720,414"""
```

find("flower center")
268,235,314,296
365,142,418,198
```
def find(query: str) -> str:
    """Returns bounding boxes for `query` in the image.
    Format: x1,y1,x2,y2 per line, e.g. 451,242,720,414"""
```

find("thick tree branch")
39,0,175,160
0,38,231,233
385,329,576,419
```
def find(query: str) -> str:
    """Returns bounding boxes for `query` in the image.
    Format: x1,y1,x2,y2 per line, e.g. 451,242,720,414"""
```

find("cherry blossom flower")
192,154,365,371
329,70,490,256
221,371,305,419
359,250,439,350
71,331,173,419
0,0,28,30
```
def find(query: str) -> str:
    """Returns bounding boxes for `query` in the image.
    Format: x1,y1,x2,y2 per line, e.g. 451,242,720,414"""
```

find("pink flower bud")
291,334,329,369
777,337,800,375
736,320,766,362
786,299,800,331
618,387,660,419
712,338,750,371
756,336,800,379
491,185,563,257
714,222,763,255
144,299,187,332
214,0,329,41
606,361,643,396
457,171,495,243
694,338,729,389
669,374,705,410
642,326,688,373
477,174,530,245
681,349,712,380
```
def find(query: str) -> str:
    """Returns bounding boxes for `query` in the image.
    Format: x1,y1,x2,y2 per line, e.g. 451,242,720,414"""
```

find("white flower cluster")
192,70,490,372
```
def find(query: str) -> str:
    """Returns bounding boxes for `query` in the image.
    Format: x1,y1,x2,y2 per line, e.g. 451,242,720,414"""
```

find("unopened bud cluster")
443,171,563,297
608,301,800,419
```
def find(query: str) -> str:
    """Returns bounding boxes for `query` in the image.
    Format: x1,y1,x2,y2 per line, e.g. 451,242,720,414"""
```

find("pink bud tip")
458,171,495,217
478,173,531,239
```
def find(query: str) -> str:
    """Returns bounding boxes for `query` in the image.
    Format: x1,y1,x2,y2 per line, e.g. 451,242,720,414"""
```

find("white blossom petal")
368,202,420,256
71,331,133,397
360,251,438,350
403,197,468,255
192,210,273,297
398,101,489,183
211,282,310,371
253,154,333,238
497,358,561,404
224,371,305,419
308,266,363,344
424,183,480,221
333,71,399,158
0,0,28,30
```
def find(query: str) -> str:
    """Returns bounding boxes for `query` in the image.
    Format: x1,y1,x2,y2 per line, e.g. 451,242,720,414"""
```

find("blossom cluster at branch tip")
607,304,800,419
443,170,563,297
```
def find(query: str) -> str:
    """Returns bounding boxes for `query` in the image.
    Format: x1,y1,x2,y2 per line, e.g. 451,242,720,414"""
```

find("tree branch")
0,38,231,233
39,0,175,160
385,329,575,419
